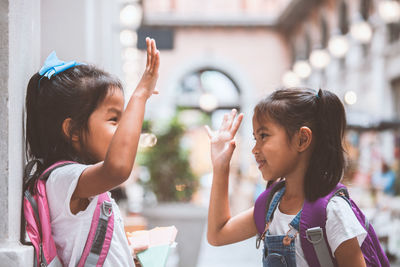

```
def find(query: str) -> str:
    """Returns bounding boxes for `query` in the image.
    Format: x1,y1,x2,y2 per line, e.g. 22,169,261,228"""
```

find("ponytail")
25,74,49,193
305,89,346,201
26,74,44,160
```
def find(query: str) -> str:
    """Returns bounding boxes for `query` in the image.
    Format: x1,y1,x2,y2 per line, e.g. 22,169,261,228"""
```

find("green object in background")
137,245,171,267
139,116,198,202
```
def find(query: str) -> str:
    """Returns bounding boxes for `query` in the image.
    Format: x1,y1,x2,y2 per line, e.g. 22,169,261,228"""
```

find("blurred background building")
2,0,400,266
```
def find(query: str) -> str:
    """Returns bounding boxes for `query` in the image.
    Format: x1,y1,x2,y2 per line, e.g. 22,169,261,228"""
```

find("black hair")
254,88,346,201
24,65,123,192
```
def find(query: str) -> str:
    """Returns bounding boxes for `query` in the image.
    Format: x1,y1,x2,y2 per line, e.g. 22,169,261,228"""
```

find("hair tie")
39,51,84,79
316,89,322,99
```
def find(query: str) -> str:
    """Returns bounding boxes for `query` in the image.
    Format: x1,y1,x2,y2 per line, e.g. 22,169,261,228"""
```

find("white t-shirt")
268,196,367,267
46,163,135,267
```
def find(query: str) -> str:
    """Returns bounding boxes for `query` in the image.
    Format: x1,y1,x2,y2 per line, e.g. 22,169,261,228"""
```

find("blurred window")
388,23,400,43
137,27,174,50
176,69,240,110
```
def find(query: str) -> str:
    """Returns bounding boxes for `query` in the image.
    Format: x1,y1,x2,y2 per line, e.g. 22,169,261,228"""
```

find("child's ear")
297,126,312,152
62,118,79,142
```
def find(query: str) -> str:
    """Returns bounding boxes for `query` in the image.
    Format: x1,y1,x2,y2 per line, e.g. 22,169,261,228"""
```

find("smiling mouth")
256,160,266,169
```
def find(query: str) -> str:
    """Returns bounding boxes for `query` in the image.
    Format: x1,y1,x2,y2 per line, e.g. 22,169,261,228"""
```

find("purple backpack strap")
254,187,272,235
300,183,347,267
77,192,114,267
253,181,285,235
347,199,390,266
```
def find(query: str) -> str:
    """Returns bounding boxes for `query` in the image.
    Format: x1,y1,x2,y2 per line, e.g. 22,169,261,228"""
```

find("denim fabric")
263,235,296,267
262,187,300,267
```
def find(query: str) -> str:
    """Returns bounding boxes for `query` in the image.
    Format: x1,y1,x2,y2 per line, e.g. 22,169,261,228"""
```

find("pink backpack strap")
25,160,114,267
38,161,77,180
44,161,115,266
77,192,114,267
24,160,76,266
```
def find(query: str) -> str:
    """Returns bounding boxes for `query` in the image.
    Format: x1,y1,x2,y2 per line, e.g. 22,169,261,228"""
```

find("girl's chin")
261,174,279,182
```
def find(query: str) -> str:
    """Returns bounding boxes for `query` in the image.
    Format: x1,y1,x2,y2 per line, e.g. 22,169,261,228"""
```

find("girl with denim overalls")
205,88,367,266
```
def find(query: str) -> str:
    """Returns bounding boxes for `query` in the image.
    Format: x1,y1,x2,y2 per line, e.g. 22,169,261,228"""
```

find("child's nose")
252,144,258,155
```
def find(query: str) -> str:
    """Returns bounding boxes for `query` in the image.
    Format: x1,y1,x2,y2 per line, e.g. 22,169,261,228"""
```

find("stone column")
0,0,41,265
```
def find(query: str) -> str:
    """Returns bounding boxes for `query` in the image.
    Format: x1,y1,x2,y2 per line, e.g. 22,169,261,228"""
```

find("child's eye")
109,117,118,122
260,133,269,139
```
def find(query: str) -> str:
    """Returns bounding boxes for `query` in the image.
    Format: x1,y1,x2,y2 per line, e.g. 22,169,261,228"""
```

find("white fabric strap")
306,227,334,267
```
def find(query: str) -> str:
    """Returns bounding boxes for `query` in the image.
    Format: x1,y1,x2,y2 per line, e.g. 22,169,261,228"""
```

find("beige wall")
147,27,290,119
144,0,291,18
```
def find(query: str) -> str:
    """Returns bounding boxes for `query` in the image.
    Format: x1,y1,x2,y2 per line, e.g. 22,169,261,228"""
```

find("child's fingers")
230,140,236,150
153,89,159,95
226,109,237,130
155,50,160,70
146,37,151,68
150,39,155,68
150,50,160,74
152,37,157,52
204,125,213,138
230,113,243,137
220,113,229,131
150,40,157,71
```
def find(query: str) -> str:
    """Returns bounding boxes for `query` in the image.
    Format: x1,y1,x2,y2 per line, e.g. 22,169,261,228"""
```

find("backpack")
254,181,390,267
23,160,115,267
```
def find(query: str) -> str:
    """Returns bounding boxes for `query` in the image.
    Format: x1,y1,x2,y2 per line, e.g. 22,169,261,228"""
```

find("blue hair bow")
39,51,84,79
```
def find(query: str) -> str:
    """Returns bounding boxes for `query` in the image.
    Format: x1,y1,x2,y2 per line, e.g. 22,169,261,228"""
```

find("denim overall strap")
266,187,301,240
262,186,300,267
265,187,301,230
265,187,286,223
289,211,301,232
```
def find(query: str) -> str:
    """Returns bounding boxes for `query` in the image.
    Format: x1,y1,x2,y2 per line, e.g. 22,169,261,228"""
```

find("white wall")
40,0,121,75
0,0,40,265
0,1,124,265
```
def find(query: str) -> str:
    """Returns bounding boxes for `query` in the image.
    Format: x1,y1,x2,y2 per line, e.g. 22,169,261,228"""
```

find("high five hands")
205,109,243,170
134,37,160,99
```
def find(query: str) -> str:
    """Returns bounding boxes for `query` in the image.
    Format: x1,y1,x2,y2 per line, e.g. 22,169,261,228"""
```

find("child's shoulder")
46,162,89,185
326,195,357,221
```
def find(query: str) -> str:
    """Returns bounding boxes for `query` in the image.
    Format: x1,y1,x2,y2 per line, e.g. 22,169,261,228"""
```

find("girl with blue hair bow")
24,38,159,266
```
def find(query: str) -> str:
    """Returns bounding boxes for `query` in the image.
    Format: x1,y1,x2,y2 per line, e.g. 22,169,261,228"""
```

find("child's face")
252,115,300,181
83,88,124,162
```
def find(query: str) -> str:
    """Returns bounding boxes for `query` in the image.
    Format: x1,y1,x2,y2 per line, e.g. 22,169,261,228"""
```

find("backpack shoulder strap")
39,161,77,180
23,160,76,266
77,193,114,267
254,180,285,235
44,161,114,266
300,183,347,267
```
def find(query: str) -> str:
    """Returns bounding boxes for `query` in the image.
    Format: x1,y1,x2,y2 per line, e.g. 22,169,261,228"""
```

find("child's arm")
73,38,159,199
205,109,258,246
334,237,366,267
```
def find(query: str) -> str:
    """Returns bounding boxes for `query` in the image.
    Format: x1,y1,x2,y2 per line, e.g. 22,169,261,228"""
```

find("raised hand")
134,37,160,99
205,109,243,170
